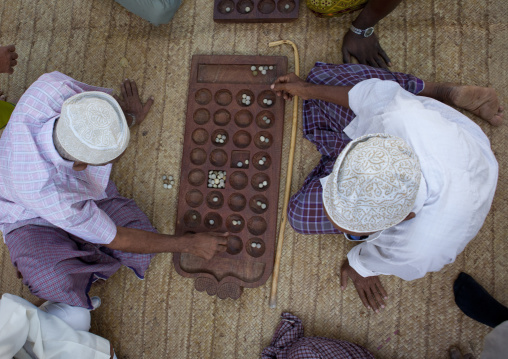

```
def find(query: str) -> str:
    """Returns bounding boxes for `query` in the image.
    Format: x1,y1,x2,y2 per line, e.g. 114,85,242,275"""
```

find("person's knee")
287,197,308,234
143,0,182,25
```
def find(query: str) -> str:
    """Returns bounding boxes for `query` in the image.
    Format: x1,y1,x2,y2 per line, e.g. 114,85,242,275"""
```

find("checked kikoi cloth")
261,313,375,359
286,63,424,235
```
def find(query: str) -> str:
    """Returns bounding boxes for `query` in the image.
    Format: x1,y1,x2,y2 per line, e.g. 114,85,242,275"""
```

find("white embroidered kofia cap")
55,91,129,165
322,133,421,233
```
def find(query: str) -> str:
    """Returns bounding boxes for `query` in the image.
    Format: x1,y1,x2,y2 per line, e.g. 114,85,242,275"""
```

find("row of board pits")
195,89,276,108
217,0,296,14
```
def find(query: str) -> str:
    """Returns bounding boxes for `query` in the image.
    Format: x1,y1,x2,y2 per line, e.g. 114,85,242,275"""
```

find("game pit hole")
211,129,229,147
234,110,253,128
237,0,255,14
226,214,245,233
230,171,248,190
256,110,274,129
217,0,235,14
192,128,209,145
184,210,201,228
247,216,267,236
206,191,224,209
253,152,271,171
190,148,207,165
231,150,250,169
236,89,255,107
226,235,243,255
195,88,212,105
258,0,276,13
228,193,247,211
277,0,296,13
215,89,233,106
204,212,222,230
246,238,265,257
254,131,273,149
257,90,276,108
185,189,204,208
251,173,270,191
233,130,252,148
193,108,210,125
188,169,206,186
249,194,269,214
209,149,228,167
213,109,231,126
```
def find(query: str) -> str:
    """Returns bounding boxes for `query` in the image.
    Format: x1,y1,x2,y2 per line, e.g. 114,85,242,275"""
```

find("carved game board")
214,0,300,23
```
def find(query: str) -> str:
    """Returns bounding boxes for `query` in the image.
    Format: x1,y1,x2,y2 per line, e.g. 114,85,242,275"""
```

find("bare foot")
113,79,154,127
0,45,18,74
449,85,504,126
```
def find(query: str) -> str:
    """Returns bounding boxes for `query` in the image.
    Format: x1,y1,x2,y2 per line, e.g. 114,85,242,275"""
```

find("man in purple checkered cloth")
0,72,228,309
271,63,502,313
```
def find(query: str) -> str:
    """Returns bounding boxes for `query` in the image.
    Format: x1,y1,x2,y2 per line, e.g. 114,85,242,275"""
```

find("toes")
490,114,503,127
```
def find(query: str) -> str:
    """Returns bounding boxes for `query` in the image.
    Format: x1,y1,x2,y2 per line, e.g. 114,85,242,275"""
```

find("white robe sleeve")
0,294,111,359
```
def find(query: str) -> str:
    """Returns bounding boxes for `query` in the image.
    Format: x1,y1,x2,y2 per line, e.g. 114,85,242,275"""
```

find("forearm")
353,0,403,28
304,84,353,108
104,226,184,254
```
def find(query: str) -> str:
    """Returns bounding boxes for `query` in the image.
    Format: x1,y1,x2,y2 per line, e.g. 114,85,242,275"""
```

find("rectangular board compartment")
174,55,287,300
214,0,300,23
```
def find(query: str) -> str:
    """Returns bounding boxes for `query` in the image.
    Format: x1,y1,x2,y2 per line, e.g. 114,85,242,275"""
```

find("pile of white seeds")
162,175,175,189
208,170,226,189
236,159,249,168
258,180,268,189
250,65,274,77
241,93,251,106
262,98,273,106
256,200,267,210
251,242,262,249
215,133,227,143
258,156,267,166
261,116,271,125
259,135,270,144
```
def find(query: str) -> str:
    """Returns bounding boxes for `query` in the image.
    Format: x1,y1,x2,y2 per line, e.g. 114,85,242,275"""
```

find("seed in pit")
251,66,256,71
245,160,249,165
263,181,268,186
232,220,237,225
261,203,267,209
265,138,269,143
226,7,231,12
259,183,263,188
262,157,266,161
192,215,197,220
267,100,273,105
258,160,264,165
237,162,243,167
256,243,261,249
260,136,265,142
285,4,290,9
257,201,262,206
213,197,218,202
251,242,257,248
252,71,258,76
266,119,271,124
245,6,251,12
209,220,215,225
261,70,266,75
269,66,273,70
258,66,263,71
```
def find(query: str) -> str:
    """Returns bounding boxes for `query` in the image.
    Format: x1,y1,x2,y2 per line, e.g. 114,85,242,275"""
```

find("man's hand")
340,259,388,312
342,30,391,69
180,232,228,260
113,79,154,127
270,73,310,101
0,45,18,74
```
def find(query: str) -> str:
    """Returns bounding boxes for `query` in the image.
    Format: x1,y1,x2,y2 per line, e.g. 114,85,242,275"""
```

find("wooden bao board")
174,55,287,299
214,0,300,23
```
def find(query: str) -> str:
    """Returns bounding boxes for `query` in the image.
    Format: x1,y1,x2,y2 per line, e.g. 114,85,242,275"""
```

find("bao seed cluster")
250,65,275,77
162,175,175,189
251,241,262,249
256,200,267,210
258,156,267,166
208,170,226,189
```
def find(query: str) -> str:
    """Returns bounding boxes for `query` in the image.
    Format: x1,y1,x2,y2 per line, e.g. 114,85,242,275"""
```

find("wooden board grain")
214,0,300,23
174,55,287,299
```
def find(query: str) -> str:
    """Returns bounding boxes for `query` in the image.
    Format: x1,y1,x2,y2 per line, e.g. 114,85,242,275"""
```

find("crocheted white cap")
55,91,129,165
323,134,421,233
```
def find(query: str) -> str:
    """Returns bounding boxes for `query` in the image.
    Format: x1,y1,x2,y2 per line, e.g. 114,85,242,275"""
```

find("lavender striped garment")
287,63,424,235
261,313,375,359
0,72,155,308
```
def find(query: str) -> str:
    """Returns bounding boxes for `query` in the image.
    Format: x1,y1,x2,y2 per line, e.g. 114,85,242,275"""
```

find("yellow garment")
0,100,15,129
306,0,368,17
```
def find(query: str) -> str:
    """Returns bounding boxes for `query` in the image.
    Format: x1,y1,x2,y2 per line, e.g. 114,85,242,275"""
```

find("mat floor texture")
0,1,507,358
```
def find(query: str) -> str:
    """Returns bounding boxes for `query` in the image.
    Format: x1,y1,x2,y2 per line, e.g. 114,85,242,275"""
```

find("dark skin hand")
340,259,388,313
113,78,154,126
0,45,18,74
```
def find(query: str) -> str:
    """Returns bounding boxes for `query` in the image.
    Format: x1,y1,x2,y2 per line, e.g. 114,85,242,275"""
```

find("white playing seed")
237,162,243,167
285,4,290,9
258,66,263,71
251,242,257,248
170,180,175,185
242,93,247,99
213,197,218,202
256,243,261,249
263,99,267,104
245,160,249,164
219,179,225,185
262,157,266,161
246,96,251,101
263,116,267,120
237,220,241,225
261,70,266,75
267,100,273,105
251,66,256,71
214,179,220,184
222,134,226,139
259,183,263,188
209,220,215,225
168,184,173,189
192,215,197,220
263,180,268,186
260,136,265,142
259,160,264,165
265,138,269,143
219,139,224,143
232,220,237,225
261,203,267,209
245,100,250,105
226,7,231,12
266,119,271,124
162,175,167,180
264,66,268,70
209,170,213,174
163,183,168,188
168,176,173,180
269,66,273,70
245,6,250,12
208,184,213,188
213,184,218,188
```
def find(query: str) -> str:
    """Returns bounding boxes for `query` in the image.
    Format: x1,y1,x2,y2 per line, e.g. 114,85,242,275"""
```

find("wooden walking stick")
268,40,300,308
